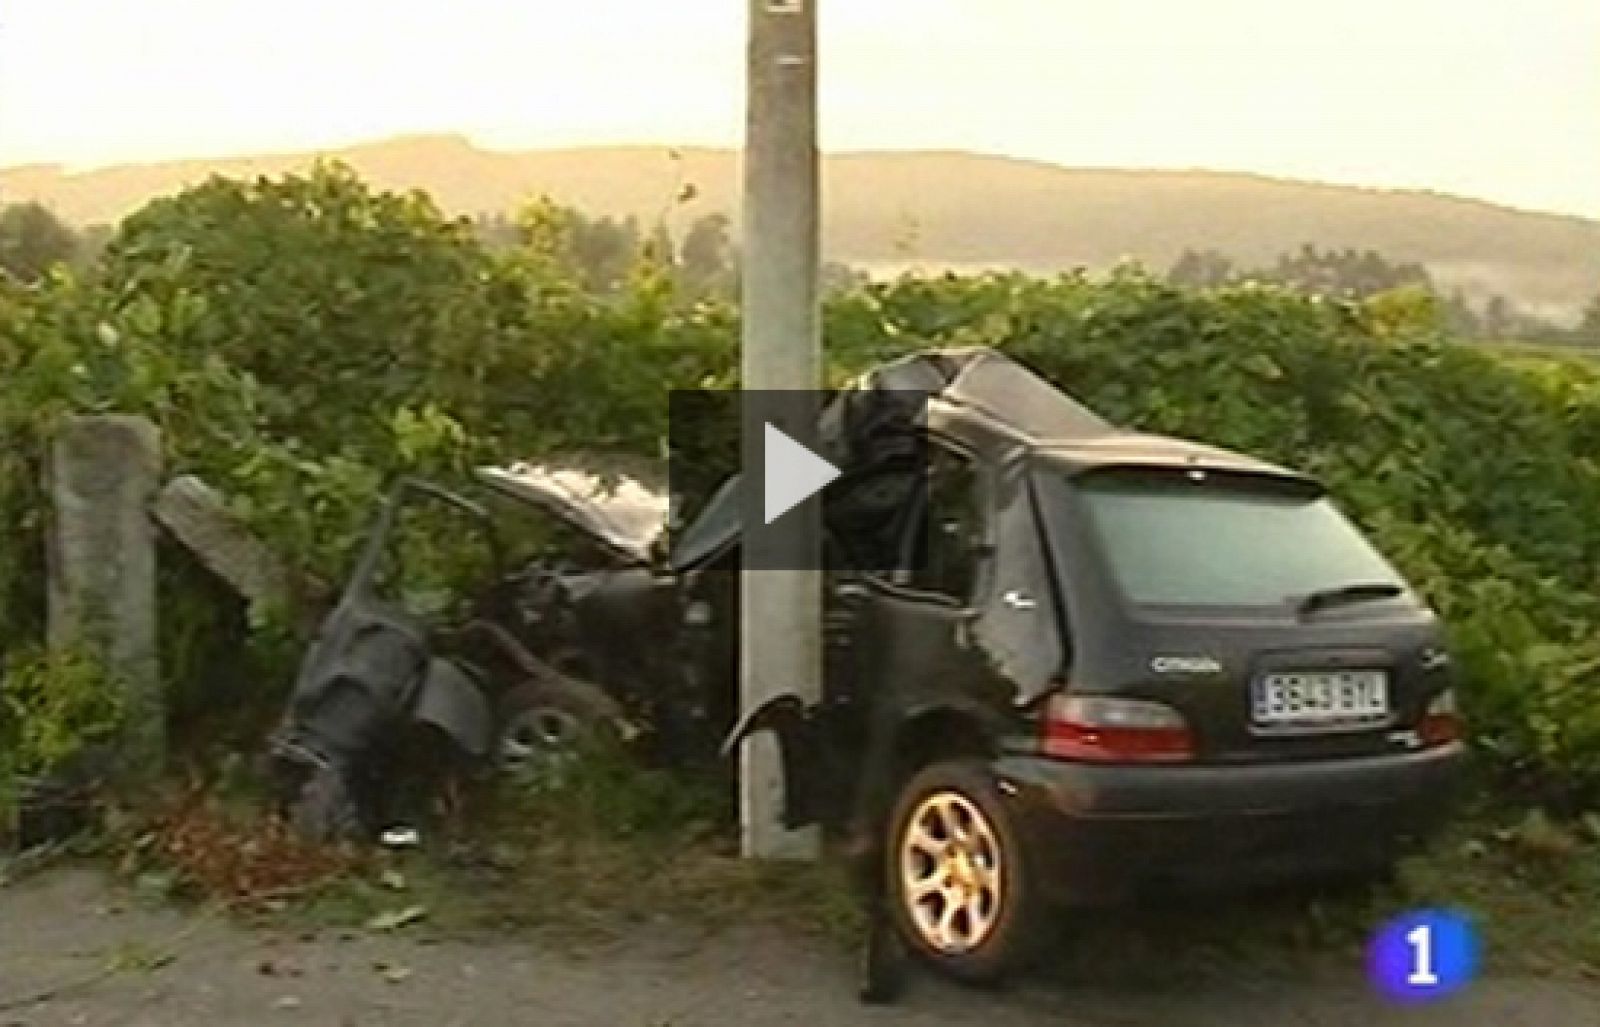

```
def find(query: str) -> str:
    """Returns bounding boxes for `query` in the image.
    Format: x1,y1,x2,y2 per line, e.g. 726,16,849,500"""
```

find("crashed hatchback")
486,348,1468,983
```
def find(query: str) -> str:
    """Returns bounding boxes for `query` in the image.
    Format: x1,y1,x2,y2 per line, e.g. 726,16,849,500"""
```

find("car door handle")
1002,589,1036,611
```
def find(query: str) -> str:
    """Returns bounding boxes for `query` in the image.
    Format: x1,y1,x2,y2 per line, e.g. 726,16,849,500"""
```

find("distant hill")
4,134,1596,322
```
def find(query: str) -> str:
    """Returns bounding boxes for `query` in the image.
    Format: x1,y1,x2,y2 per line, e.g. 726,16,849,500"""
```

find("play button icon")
667,386,927,569
763,422,840,524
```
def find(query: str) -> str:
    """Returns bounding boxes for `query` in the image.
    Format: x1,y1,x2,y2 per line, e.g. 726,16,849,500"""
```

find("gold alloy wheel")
898,789,1005,954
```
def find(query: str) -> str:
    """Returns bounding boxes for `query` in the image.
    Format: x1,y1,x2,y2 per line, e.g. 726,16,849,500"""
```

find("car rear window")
1076,475,1405,608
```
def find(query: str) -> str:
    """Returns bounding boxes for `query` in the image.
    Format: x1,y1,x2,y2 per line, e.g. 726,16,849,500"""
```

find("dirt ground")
2,866,1598,1026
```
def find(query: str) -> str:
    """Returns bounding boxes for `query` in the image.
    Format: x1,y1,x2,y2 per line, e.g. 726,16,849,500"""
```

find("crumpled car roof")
842,346,1114,446
672,347,1107,571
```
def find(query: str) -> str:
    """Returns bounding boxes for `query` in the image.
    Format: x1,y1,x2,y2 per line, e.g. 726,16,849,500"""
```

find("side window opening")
905,445,982,602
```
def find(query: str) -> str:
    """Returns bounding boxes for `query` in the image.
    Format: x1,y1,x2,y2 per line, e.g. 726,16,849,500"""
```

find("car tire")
495,675,622,778
885,760,1034,985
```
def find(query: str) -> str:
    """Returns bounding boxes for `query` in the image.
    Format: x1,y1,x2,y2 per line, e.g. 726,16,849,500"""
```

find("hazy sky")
2,1,1596,216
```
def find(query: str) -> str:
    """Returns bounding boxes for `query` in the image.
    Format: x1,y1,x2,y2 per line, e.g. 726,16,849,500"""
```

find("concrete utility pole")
739,0,822,860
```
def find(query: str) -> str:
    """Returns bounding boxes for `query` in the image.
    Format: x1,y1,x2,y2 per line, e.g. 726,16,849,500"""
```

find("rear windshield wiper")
1298,582,1403,615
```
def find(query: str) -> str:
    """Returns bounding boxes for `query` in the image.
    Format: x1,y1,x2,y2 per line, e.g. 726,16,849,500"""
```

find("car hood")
475,462,669,566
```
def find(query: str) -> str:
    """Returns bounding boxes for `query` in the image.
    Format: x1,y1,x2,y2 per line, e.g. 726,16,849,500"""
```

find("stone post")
46,415,163,778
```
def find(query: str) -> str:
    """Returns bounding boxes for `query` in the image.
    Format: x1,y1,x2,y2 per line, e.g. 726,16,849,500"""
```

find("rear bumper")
993,742,1466,904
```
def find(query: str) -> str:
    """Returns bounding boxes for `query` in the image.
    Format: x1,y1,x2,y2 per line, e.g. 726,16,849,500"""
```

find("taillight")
1041,693,1195,763
1419,689,1464,747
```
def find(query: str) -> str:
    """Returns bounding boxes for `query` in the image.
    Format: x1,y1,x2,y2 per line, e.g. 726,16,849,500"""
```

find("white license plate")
1252,670,1389,728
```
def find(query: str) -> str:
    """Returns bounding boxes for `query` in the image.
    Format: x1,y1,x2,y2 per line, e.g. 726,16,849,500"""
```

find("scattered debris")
257,958,304,978
374,960,413,984
364,905,428,933
1506,809,1581,860
141,792,362,909
106,939,177,973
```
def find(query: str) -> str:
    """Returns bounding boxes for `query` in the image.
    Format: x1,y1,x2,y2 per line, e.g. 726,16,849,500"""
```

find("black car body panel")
411,657,494,760
997,741,1465,902
270,478,539,834
1028,465,1452,763
276,479,495,770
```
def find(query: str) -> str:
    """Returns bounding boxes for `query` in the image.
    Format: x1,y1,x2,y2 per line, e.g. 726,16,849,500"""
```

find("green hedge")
3,166,1598,805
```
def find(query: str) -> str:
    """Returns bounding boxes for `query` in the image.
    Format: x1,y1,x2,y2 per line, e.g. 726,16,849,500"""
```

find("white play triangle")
763,422,841,524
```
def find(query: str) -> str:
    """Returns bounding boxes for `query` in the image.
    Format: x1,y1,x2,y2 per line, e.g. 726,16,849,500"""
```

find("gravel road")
2,867,1596,1026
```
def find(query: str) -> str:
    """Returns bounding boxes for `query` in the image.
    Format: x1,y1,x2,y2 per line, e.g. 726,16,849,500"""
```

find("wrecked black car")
506,347,1466,984
269,477,626,840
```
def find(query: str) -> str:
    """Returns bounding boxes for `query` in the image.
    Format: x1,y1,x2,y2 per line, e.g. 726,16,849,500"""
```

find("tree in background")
1164,242,1571,343
674,213,867,298
1439,289,1483,338
821,260,870,295
642,222,676,269
1573,293,1600,347
504,203,747,298
1166,248,1236,288
568,214,642,294
0,202,80,283
1165,244,1429,297
496,201,859,302
1264,243,1431,299
505,200,644,294
678,213,735,298
1481,295,1517,339
472,212,521,252
76,224,114,269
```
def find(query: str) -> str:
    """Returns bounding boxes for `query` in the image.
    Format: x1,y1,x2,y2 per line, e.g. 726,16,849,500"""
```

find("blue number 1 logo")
1369,909,1479,1003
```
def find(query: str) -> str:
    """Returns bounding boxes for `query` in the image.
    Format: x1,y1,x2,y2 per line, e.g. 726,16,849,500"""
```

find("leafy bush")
0,164,734,752
0,646,122,817
3,167,1600,807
